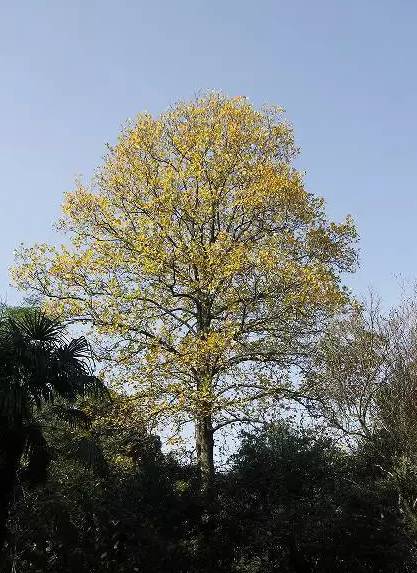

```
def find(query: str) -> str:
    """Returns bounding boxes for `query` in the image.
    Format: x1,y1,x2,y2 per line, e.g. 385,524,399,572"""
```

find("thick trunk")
195,414,215,496
195,415,216,570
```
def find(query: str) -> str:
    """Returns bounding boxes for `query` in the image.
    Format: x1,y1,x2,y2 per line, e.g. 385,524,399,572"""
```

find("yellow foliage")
11,92,358,435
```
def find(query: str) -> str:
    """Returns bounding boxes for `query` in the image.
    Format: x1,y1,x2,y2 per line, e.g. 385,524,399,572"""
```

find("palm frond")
9,311,65,345
57,336,94,363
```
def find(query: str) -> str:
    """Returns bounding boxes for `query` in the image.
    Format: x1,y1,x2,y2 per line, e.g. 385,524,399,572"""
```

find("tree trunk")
195,415,216,571
195,414,214,497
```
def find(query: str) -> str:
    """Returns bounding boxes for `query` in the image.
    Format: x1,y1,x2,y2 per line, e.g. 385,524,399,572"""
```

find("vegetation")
0,308,107,559
3,417,417,572
12,93,357,491
2,93,417,570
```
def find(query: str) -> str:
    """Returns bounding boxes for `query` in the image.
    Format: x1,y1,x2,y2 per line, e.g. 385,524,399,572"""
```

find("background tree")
0,309,106,553
218,423,413,572
304,302,388,440
306,296,417,528
12,93,357,491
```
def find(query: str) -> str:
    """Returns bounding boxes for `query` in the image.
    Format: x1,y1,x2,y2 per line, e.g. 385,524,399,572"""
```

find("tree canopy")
12,93,357,487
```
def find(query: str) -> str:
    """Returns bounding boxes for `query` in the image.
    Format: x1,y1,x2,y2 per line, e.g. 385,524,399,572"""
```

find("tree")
219,423,413,572
306,297,417,528
0,309,106,553
12,93,357,492
304,302,389,441
306,297,417,444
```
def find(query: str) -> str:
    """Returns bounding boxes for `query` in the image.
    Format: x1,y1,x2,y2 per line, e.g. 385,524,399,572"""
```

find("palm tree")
0,309,107,551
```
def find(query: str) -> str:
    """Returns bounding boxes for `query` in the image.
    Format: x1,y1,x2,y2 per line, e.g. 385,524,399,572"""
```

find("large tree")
12,93,357,491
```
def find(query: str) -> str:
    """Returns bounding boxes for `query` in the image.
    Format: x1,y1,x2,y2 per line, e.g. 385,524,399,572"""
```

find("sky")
1,0,417,309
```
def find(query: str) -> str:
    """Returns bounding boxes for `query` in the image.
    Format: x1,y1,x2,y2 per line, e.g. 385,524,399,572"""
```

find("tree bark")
195,414,215,497
195,415,216,570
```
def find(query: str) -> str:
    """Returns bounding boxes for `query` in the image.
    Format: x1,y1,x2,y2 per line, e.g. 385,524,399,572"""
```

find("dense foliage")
3,414,417,572
0,308,106,563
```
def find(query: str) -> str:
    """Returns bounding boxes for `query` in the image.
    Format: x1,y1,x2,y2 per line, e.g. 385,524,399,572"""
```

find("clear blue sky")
1,0,416,308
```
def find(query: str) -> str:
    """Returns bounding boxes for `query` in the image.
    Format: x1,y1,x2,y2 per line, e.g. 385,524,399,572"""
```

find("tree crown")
12,93,357,438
